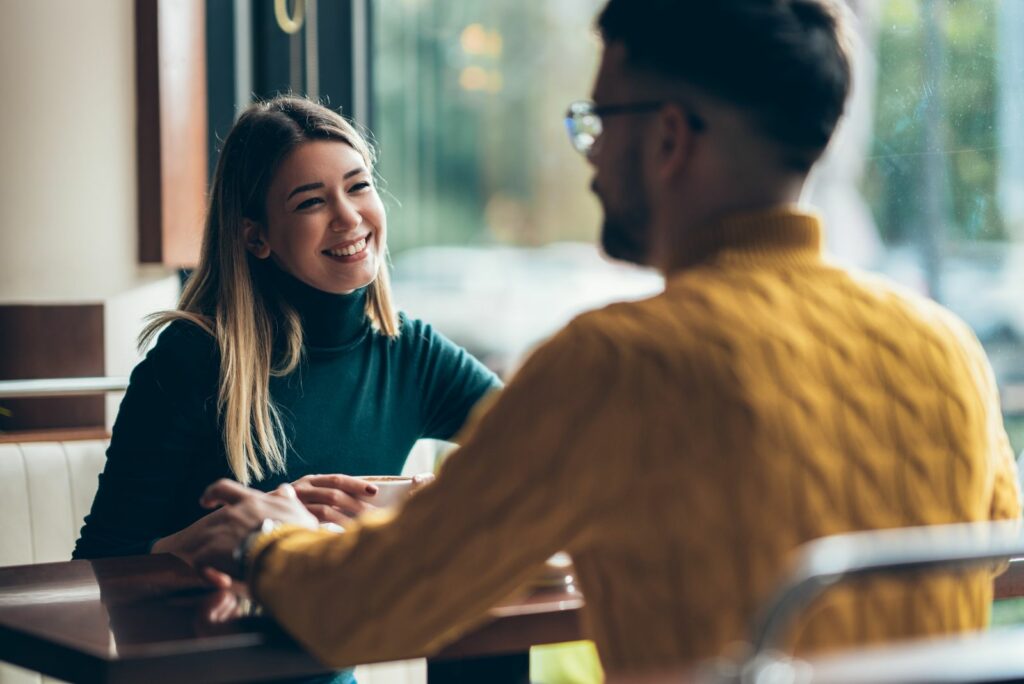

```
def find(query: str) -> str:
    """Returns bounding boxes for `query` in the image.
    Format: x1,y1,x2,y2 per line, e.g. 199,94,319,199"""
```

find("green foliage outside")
992,598,1024,627
372,1,604,255
864,0,1006,244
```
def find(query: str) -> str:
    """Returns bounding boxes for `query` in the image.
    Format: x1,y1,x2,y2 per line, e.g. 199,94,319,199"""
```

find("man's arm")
982,362,1022,523
937,309,1021,523
219,320,623,667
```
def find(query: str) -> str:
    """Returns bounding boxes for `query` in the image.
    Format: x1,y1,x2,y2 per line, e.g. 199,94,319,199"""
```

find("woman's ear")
242,219,271,259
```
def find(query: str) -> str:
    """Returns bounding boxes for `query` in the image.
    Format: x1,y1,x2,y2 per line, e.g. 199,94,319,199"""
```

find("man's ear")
242,219,271,259
654,104,698,180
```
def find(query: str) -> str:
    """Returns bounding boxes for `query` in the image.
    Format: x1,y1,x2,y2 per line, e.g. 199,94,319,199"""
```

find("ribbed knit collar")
666,205,823,277
266,264,370,350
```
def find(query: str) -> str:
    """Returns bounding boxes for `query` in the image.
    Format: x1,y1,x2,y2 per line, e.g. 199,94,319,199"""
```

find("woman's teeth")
325,238,367,257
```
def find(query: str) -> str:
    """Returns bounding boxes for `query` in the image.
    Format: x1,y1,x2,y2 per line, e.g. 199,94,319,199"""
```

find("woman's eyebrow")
286,167,366,200
344,167,367,180
287,182,324,200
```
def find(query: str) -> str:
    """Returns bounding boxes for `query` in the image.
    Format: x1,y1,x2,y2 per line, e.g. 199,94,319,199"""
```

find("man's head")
583,0,852,270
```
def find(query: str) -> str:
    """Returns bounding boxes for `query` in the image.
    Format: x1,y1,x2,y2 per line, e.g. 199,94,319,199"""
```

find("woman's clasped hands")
152,473,379,570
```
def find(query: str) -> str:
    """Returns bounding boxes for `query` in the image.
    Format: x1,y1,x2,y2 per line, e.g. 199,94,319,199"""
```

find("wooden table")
0,555,583,683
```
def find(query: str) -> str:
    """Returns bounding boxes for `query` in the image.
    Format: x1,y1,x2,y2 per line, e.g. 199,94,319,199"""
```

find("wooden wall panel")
136,0,208,267
0,305,105,431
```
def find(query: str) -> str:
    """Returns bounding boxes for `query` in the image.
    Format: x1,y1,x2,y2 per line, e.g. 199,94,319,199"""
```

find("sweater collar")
266,264,371,350
665,205,824,277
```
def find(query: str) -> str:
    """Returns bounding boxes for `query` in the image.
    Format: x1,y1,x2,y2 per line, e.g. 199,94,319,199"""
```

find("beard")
600,211,649,265
596,167,652,266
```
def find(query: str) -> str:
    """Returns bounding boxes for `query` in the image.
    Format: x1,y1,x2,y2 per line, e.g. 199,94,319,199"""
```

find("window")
372,0,661,374
372,0,1024,452
372,0,605,253
845,0,1024,451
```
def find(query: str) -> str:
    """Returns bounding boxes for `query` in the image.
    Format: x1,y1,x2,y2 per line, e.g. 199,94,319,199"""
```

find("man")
193,0,1021,678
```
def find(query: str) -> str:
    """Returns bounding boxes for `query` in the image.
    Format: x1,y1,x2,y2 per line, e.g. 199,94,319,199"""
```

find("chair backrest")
684,523,1024,684
0,439,109,683
799,626,1024,684
750,521,1024,655
0,440,108,567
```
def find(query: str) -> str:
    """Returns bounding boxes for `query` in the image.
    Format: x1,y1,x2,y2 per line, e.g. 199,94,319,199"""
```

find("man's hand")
191,480,318,579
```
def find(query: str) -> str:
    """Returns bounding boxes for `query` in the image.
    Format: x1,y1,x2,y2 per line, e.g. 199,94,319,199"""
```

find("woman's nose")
329,198,362,231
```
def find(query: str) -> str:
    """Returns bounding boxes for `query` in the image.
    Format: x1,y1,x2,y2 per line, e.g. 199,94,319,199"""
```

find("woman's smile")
322,233,371,262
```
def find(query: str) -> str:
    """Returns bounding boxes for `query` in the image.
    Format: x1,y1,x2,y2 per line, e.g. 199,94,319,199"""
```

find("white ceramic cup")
359,475,416,508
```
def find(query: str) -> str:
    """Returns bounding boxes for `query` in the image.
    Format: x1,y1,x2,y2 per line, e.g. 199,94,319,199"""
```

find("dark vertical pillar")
206,0,237,178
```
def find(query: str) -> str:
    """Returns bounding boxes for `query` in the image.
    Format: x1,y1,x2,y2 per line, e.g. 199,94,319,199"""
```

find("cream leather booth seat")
0,441,107,568
0,439,431,684
0,440,106,684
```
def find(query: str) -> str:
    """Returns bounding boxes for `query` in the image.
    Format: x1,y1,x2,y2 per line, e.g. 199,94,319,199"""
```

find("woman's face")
248,140,386,294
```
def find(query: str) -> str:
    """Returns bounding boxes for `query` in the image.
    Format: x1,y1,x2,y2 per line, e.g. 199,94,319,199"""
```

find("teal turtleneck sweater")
74,268,501,559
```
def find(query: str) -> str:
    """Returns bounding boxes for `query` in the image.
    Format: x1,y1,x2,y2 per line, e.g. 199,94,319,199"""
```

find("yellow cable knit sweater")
249,207,1021,675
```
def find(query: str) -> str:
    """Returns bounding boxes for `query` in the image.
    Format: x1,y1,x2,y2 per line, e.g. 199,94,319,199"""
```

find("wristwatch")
233,518,280,579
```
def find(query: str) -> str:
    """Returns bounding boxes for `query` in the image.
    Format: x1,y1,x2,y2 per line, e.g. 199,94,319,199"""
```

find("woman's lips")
322,232,371,259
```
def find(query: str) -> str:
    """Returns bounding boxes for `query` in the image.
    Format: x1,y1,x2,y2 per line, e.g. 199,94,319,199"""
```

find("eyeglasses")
564,100,706,157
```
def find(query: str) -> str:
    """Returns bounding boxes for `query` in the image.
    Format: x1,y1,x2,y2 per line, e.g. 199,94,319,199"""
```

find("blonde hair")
141,96,399,485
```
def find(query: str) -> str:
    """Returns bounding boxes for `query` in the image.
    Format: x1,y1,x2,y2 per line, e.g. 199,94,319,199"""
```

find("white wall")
0,0,172,302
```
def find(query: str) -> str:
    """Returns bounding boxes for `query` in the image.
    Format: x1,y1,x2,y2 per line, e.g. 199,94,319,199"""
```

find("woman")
74,96,500,568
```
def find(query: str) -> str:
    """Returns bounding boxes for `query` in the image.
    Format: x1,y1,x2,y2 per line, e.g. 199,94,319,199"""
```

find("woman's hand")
151,509,225,562
152,482,318,569
151,474,383,568
287,473,380,525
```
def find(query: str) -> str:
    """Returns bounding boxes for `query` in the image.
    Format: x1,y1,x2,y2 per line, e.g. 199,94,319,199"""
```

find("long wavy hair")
141,96,399,485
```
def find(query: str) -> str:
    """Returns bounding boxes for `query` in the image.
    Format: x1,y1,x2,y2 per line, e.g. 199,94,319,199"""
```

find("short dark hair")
597,0,851,172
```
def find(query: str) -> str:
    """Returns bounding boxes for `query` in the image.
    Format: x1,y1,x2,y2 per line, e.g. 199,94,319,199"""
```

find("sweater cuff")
244,524,309,591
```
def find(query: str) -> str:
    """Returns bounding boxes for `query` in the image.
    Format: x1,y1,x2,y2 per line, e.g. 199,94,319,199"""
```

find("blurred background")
1,0,1023,456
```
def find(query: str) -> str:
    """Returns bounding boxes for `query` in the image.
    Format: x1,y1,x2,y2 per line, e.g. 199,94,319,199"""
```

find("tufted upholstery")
0,438,435,684
0,441,107,568
0,440,107,683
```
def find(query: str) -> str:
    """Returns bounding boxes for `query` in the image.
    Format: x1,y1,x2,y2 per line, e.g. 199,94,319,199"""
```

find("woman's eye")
349,181,372,193
296,197,324,210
